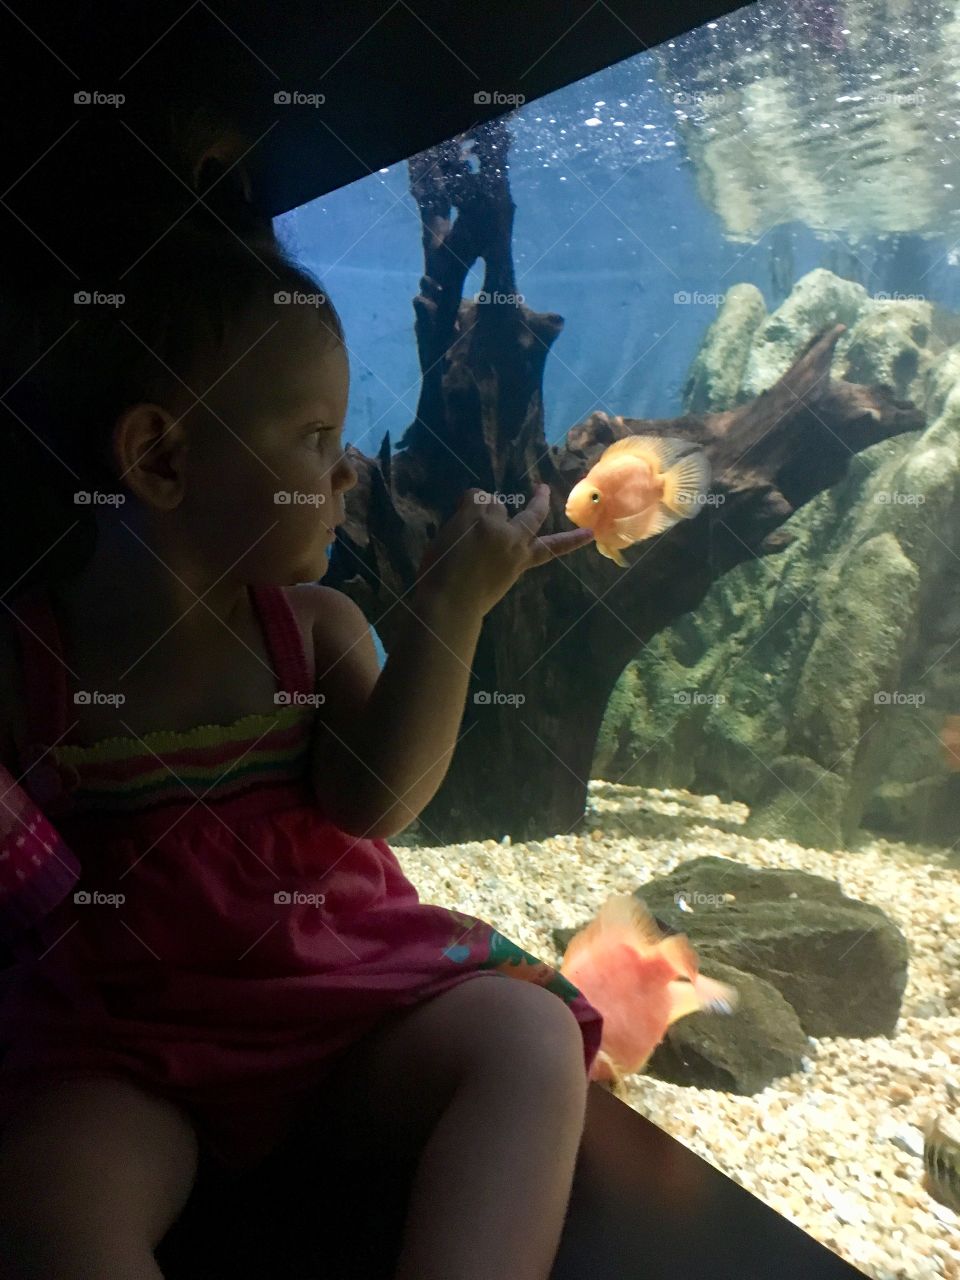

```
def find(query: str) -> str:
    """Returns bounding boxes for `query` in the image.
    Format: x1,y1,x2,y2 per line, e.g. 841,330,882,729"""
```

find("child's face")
181,303,356,585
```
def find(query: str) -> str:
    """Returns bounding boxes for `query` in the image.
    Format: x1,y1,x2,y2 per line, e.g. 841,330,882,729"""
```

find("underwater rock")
554,857,909,1039
923,344,960,422
744,756,849,849
639,858,909,1038
839,299,935,407
866,775,960,848
596,268,960,849
784,532,919,844
792,531,919,763
645,958,808,1094
739,268,868,401
681,283,767,413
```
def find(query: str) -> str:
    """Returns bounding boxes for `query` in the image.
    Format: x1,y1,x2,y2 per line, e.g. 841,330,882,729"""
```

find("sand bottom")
391,781,960,1280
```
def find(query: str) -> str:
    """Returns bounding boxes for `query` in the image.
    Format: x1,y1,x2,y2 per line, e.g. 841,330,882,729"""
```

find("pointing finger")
529,526,595,566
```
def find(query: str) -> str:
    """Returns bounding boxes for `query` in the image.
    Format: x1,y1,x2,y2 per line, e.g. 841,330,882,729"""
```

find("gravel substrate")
390,780,960,1280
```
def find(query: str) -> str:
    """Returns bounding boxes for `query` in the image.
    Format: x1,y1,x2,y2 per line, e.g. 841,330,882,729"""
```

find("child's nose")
334,452,359,492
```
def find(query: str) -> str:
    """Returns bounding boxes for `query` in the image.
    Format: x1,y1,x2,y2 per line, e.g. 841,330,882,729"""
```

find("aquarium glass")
277,2,960,1275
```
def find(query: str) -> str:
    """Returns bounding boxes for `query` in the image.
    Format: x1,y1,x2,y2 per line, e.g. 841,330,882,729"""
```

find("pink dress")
0,583,602,1171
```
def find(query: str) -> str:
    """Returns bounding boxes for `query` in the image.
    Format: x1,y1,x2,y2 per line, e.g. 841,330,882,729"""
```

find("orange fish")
564,434,711,567
941,715,960,771
559,894,738,1092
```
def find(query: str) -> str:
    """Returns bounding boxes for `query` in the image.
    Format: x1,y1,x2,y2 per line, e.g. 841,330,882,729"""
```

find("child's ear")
111,403,188,510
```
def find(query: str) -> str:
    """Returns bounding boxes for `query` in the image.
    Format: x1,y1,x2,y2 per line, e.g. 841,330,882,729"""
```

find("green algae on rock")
597,268,960,848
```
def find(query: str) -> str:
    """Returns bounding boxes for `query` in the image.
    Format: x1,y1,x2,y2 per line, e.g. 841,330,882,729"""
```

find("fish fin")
560,894,664,972
611,503,678,542
595,894,666,949
659,932,700,982
665,979,703,1026
590,1049,623,1086
593,1056,631,1099
596,539,629,567
661,450,712,518
692,973,739,1015
600,433,693,472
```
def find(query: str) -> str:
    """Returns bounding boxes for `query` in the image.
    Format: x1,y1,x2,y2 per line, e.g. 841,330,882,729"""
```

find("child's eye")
309,425,338,445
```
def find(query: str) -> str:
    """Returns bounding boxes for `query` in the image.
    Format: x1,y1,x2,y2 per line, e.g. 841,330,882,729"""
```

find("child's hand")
414,483,595,618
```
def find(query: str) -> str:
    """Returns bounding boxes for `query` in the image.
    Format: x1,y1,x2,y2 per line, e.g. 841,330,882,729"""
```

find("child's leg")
0,1075,199,1279
315,974,590,1280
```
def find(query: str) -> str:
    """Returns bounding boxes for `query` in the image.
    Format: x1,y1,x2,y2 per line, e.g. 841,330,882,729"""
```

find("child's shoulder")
286,584,380,714
286,584,374,662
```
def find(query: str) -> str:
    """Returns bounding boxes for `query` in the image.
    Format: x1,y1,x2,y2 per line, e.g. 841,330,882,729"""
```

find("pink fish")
560,894,738,1091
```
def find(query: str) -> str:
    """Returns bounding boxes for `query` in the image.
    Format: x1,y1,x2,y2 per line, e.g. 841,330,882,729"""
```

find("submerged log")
323,118,924,843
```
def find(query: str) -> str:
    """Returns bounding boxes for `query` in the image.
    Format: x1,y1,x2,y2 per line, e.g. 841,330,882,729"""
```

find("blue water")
277,0,960,668
276,39,960,457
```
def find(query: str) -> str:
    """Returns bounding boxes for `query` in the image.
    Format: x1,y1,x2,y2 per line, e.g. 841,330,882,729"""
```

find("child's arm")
311,587,484,839
311,485,593,839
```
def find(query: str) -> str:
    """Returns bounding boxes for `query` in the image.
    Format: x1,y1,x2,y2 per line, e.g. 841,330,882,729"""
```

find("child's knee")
312,976,587,1165
0,1076,198,1276
460,976,588,1084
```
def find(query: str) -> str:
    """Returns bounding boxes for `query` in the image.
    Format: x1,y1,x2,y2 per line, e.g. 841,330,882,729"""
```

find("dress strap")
248,585,313,699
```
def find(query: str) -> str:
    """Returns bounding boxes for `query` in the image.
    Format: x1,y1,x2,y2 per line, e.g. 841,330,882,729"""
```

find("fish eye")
591,491,600,504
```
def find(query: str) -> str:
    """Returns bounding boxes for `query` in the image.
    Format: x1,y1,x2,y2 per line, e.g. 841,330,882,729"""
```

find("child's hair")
0,220,343,599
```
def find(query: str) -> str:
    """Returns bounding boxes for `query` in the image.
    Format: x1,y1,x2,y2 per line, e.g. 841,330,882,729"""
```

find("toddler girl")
0,222,601,1279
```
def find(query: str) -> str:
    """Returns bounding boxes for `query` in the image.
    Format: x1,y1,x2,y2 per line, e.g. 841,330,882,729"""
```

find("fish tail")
661,450,712,519
692,972,739,1014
